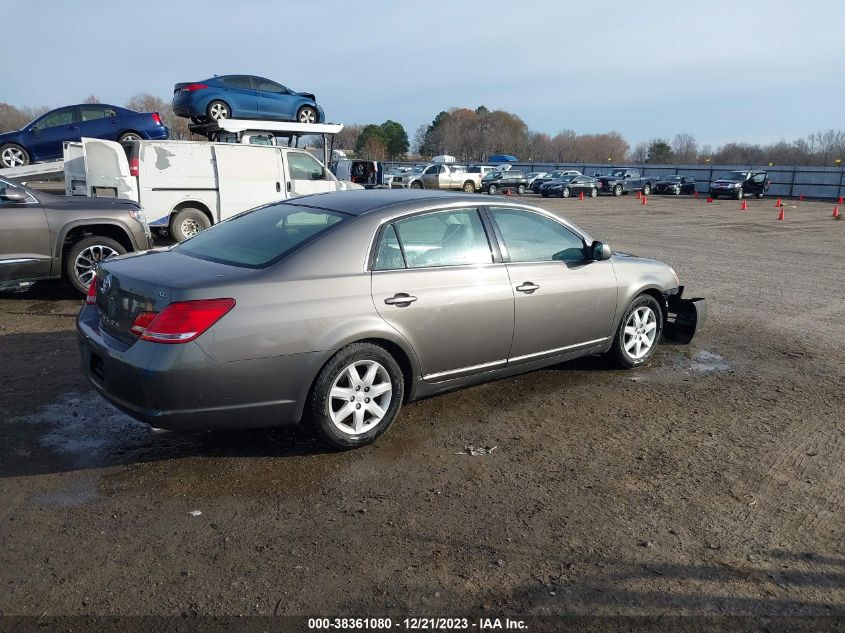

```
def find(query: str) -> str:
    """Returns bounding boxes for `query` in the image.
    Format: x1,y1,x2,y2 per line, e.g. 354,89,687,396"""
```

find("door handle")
384,293,417,306
516,282,540,294
276,181,281,192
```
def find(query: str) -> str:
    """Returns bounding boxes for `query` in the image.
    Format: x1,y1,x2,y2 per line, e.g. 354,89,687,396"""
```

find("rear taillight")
151,112,162,126
86,277,97,305
131,299,235,344
182,83,208,92
129,157,139,177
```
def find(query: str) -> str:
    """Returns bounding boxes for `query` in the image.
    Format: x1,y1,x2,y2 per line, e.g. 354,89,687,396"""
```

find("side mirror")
591,240,612,261
0,188,27,203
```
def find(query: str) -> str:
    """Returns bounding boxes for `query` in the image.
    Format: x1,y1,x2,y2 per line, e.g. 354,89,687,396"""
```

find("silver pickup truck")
391,163,484,193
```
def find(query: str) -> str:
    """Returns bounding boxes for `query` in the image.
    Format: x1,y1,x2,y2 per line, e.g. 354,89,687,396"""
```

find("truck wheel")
206,100,230,122
487,184,498,195
309,342,404,450
607,293,663,369
517,184,526,195
642,183,652,196
65,236,126,295
410,180,423,190
170,207,211,241
613,184,623,196
0,143,29,169
462,181,476,193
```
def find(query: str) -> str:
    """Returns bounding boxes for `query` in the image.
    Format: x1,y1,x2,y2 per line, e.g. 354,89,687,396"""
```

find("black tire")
561,187,570,198
736,188,744,200
607,293,664,369
190,116,204,124
516,184,526,195
0,143,30,169
488,184,498,195
462,181,476,193
642,183,652,196
613,184,623,196
674,187,681,195
65,235,126,295
410,180,423,190
118,131,142,143
170,207,211,242
590,187,598,198
541,192,549,198
756,193,764,199
206,100,230,122
309,343,405,449
297,106,319,124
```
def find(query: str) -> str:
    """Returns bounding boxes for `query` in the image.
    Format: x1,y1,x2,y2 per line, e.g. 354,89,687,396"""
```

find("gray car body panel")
78,190,688,431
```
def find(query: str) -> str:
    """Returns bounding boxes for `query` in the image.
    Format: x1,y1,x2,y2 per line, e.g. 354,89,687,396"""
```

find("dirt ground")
0,193,843,627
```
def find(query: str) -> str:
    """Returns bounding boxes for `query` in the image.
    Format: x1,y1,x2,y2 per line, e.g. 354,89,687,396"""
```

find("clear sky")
2,0,842,147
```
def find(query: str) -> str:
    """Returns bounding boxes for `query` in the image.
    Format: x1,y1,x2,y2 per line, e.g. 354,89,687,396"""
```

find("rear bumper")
664,287,707,344
144,126,170,141
76,305,325,431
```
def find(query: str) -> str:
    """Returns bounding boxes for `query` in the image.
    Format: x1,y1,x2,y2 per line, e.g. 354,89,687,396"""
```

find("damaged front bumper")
664,286,707,344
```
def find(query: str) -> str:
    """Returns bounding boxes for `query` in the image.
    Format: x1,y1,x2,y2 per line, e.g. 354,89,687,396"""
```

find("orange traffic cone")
839,196,844,204
641,194,647,205
799,194,804,202
706,197,713,203
503,188,510,196
833,205,841,219
777,208,785,221
693,191,699,198
579,191,584,200
775,197,782,207
636,190,642,200
741,199,747,211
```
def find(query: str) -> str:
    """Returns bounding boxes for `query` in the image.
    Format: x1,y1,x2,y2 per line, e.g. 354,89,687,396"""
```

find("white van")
64,137,361,241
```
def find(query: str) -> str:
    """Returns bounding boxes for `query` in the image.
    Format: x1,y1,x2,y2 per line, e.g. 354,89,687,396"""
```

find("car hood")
712,179,740,185
657,180,681,185
0,129,24,141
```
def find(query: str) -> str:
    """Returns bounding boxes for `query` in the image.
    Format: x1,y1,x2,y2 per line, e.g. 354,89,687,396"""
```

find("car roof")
282,189,501,217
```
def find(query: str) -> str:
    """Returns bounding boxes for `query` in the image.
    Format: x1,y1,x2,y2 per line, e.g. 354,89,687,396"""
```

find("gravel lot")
0,194,843,625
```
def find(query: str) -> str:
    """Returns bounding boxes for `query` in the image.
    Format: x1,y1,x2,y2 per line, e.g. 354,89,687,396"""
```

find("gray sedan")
77,190,705,449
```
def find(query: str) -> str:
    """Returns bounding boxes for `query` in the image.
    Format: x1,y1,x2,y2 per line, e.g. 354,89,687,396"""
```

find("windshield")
411,166,426,174
723,172,747,181
662,176,681,182
175,203,347,268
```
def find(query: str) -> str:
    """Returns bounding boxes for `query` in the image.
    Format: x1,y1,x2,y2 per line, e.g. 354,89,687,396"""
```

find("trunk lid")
95,249,253,345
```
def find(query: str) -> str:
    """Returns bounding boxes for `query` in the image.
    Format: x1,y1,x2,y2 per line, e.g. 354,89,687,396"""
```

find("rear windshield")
175,203,347,268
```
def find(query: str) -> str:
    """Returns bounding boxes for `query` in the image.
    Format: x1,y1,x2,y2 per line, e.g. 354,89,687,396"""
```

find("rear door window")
391,208,492,268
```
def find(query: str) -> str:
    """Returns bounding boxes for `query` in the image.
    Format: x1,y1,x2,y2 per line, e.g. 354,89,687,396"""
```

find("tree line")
1,98,843,166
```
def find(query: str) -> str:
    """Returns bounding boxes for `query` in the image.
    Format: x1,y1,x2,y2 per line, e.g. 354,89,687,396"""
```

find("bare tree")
83,94,101,104
630,140,649,163
672,133,698,163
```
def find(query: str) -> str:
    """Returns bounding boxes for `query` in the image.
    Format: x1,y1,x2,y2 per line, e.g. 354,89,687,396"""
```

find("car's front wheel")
488,184,498,195
65,236,126,295
0,143,29,169
297,106,318,124
590,187,598,198
561,187,570,198
613,184,623,196
756,193,764,199
736,188,744,200
410,180,423,190
516,184,526,195
310,343,404,449
608,293,663,369
642,183,652,195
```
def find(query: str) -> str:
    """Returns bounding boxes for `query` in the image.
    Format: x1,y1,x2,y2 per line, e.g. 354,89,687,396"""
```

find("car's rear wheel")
488,184,498,195
410,180,423,190
463,181,476,193
206,100,230,122
118,131,141,143
65,236,126,295
310,343,404,449
608,294,663,369
613,184,623,196
297,106,318,124
0,143,29,169
516,184,526,195
170,207,211,242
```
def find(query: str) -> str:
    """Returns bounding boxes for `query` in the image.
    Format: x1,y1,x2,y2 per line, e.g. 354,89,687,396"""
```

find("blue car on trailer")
172,75,325,124
0,104,169,169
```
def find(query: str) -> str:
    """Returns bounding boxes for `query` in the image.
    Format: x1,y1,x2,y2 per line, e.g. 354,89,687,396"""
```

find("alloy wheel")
209,103,229,121
74,244,119,288
328,360,393,436
1,147,25,168
623,306,657,360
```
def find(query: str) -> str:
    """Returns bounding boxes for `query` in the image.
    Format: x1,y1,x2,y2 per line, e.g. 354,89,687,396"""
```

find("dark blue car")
171,75,325,124
0,104,169,169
